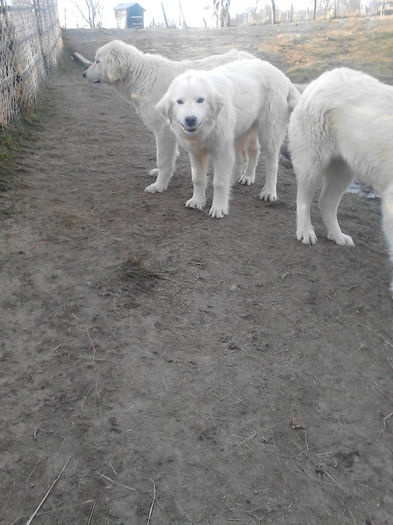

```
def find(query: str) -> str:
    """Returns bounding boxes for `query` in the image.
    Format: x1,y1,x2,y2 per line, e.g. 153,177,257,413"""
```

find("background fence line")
0,0,63,128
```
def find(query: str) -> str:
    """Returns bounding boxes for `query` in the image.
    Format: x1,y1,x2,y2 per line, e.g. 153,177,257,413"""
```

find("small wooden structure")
114,3,146,29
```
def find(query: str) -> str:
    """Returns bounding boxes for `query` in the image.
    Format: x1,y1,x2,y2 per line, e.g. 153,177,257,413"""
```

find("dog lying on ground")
156,58,300,218
288,67,393,295
77,41,256,193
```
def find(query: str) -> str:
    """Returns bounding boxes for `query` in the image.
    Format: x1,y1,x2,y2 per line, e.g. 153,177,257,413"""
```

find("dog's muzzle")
82,71,100,83
181,115,200,133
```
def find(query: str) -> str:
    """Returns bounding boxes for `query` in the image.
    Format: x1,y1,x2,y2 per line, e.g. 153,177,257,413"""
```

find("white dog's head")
156,71,222,138
82,40,135,84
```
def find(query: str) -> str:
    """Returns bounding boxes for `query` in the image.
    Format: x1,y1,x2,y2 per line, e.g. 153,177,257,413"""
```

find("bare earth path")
1,21,393,525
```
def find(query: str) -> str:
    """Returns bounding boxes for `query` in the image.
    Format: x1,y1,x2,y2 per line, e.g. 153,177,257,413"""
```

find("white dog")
156,58,300,218
288,67,393,295
80,41,255,193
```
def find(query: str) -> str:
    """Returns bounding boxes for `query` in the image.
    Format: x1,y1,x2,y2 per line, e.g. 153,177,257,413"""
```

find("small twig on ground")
181,510,193,523
383,411,393,429
25,456,71,525
108,462,118,478
321,504,331,516
86,501,96,525
234,431,257,449
112,297,120,314
211,390,234,407
98,473,135,491
293,441,348,494
72,313,101,415
146,478,156,525
348,507,358,525
246,503,293,522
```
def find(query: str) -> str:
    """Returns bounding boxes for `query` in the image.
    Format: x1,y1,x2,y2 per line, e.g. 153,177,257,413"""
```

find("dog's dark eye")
196,97,204,103
95,59,100,64
177,99,184,105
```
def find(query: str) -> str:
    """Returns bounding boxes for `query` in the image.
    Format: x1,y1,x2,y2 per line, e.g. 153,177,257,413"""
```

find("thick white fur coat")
288,67,393,295
82,40,254,192
156,58,300,218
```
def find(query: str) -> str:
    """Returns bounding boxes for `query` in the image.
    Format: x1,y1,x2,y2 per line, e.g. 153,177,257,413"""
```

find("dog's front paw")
145,182,167,193
185,197,205,210
328,232,355,246
148,168,159,176
259,187,277,201
209,204,227,219
297,228,317,245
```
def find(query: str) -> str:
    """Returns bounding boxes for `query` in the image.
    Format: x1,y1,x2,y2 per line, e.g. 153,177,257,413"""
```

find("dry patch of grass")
119,254,161,289
259,16,393,81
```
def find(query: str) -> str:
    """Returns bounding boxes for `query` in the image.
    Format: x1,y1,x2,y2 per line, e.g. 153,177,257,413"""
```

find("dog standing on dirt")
288,67,393,296
156,58,300,218
77,40,255,194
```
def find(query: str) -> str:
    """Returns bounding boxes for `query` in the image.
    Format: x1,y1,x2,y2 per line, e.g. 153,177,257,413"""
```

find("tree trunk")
161,3,168,28
271,0,276,24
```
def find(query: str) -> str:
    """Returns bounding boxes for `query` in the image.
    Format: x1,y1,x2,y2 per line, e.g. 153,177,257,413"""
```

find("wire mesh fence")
0,0,62,128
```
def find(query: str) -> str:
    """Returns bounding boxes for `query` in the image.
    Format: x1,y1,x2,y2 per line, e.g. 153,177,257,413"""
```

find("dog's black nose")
185,115,197,128
82,71,86,78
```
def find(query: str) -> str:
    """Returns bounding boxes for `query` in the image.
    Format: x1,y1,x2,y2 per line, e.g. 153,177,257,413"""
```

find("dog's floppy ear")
104,42,132,82
208,85,224,121
155,91,174,122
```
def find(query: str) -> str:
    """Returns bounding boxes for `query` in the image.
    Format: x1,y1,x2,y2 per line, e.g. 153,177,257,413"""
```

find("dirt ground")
1,18,393,525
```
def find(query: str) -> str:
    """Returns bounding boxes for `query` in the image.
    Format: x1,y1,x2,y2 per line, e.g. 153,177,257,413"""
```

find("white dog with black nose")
156,58,299,218
288,67,393,296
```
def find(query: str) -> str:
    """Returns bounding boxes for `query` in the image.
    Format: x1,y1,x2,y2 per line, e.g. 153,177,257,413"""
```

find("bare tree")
178,0,187,28
313,0,317,19
271,0,276,23
70,0,102,29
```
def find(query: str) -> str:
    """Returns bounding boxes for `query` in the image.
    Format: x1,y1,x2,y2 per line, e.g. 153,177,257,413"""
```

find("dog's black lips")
93,80,101,84
180,123,199,133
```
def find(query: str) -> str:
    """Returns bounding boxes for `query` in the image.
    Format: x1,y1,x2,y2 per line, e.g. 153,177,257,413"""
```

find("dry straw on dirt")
0,0,62,128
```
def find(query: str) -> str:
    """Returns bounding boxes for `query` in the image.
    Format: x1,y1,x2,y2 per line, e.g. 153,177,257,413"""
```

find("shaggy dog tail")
287,84,301,112
72,52,93,68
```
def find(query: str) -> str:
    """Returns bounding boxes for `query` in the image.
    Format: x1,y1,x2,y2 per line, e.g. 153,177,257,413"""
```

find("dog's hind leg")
145,129,178,193
258,113,287,201
258,137,280,202
318,158,355,246
290,132,322,245
185,151,209,211
381,185,393,296
238,129,260,186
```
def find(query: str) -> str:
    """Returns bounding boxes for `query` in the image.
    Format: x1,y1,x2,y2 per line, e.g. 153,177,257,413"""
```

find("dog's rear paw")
238,174,254,186
145,182,167,193
148,168,159,176
328,232,354,246
185,197,205,210
297,229,317,245
259,187,277,201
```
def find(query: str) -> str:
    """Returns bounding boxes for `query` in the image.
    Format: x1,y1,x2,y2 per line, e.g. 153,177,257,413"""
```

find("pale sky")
58,1,311,29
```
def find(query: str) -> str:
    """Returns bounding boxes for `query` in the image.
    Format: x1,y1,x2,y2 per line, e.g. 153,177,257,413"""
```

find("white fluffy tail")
287,84,301,112
72,52,93,68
